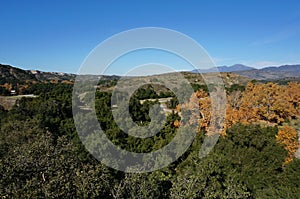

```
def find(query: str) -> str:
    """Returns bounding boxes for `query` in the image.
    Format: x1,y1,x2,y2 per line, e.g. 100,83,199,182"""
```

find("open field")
0,95,37,110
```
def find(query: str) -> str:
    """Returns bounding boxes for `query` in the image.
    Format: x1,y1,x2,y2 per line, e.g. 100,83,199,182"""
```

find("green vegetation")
225,83,245,93
0,80,300,198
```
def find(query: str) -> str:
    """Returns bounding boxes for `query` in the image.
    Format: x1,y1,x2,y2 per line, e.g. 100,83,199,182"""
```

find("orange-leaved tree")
225,82,300,129
276,125,299,164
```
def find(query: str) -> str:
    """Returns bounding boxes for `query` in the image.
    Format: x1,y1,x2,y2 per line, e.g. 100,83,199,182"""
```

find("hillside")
29,69,76,82
0,64,37,84
0,64,75,84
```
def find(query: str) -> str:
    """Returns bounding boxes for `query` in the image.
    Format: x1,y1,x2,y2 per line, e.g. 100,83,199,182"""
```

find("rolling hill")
0,64,76,84
0,64,37,84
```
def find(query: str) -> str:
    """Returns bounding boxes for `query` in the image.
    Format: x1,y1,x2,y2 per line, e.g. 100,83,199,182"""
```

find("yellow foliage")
175,104,181,112
276,126,299,164
225,82,300,129
180,82,300,162
173,120,180,128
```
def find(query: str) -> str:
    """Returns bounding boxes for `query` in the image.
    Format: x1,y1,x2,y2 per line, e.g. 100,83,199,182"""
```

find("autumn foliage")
276,126,299,164
183,82,300,163
173,120,180,128
226,82,300,128
180,89,211,131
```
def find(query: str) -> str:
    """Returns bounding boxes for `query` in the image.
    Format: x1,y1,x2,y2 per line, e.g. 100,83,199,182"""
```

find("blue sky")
1,0,300,74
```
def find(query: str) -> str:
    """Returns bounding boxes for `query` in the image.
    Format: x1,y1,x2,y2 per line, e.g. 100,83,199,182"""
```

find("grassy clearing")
0,95,37,110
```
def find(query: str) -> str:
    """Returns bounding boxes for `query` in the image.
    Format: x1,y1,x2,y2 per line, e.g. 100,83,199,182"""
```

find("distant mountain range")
192,64,300,80
1,63,300,83
234,64,300,80
192,64,255,73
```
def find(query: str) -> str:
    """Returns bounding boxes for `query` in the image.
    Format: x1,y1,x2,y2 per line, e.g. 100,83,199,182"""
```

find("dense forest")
0,79,300,198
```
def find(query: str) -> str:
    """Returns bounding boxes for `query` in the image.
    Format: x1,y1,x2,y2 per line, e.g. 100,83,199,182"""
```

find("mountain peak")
192,64,255,73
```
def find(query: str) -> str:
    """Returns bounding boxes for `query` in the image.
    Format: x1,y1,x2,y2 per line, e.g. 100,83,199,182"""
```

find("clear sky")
1,0,300,74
